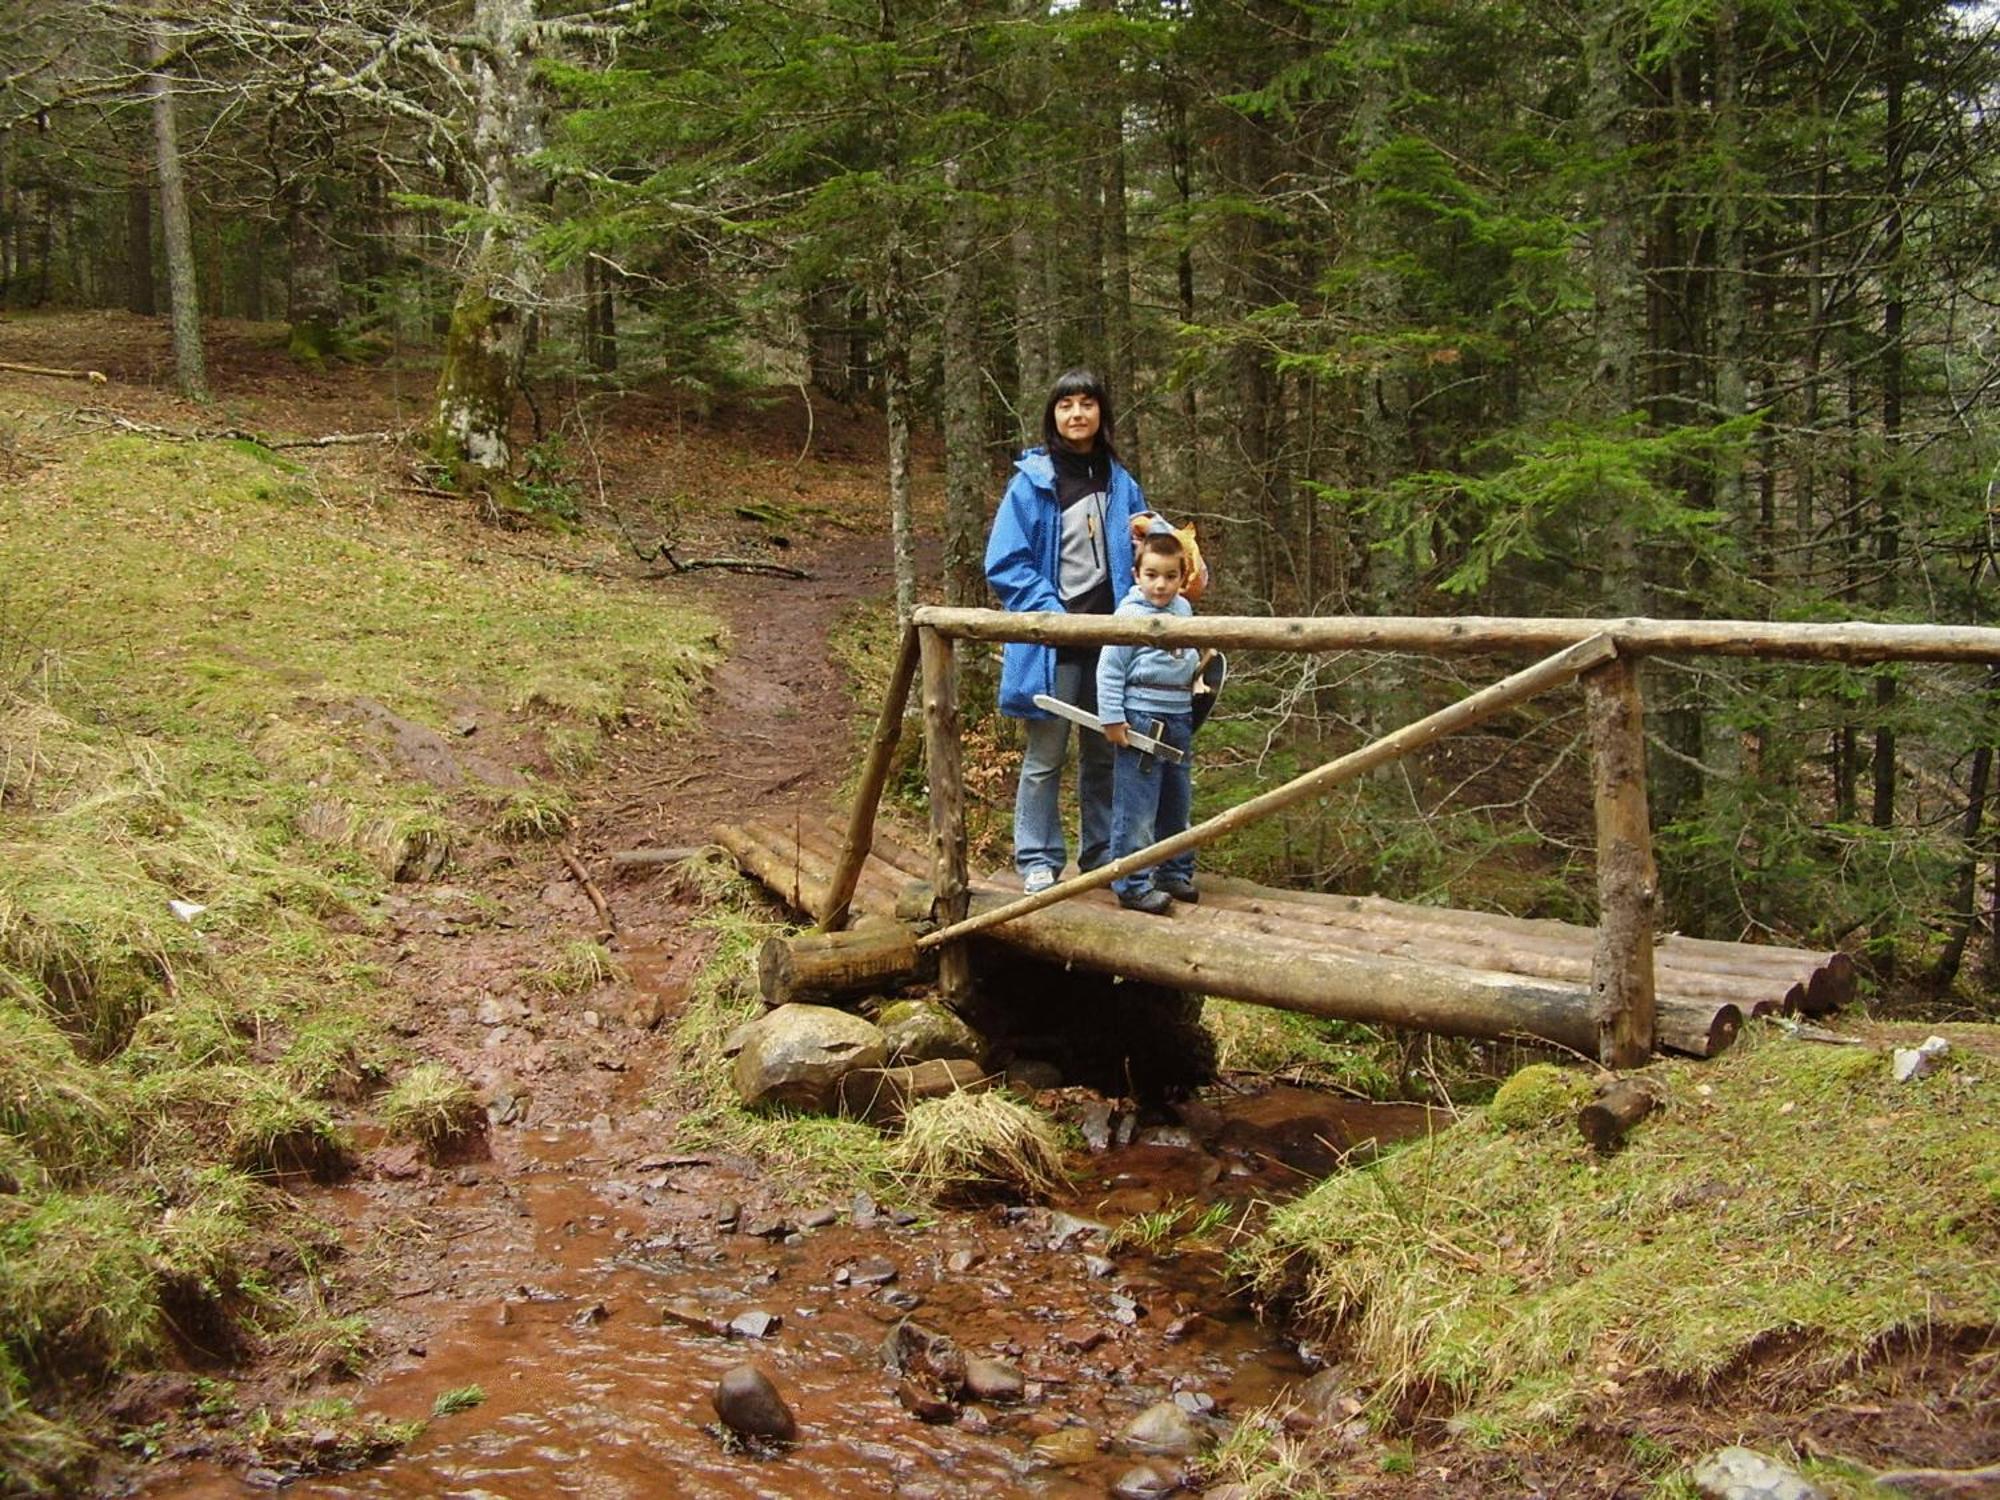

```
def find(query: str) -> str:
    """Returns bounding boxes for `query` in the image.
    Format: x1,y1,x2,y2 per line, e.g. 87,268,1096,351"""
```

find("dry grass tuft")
890,1088,1069,1201
378,1063,484,1156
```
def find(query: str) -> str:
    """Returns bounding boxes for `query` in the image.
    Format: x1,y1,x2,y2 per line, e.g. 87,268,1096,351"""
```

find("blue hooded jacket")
984,447,1148,717
1096,585,1199,725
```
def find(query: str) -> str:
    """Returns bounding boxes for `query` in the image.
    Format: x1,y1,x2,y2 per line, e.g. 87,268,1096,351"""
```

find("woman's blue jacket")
982,446,1148,718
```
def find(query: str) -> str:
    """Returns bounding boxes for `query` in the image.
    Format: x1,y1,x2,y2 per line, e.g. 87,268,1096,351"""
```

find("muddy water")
143,1090,1431,1498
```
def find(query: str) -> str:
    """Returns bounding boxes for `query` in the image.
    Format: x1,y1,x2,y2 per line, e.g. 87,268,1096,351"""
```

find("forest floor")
2,311,1996,1500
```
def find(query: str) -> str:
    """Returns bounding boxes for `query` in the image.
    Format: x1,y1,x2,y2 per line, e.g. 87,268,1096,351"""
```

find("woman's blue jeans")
1014,655,1114,877
1109,711,1194,899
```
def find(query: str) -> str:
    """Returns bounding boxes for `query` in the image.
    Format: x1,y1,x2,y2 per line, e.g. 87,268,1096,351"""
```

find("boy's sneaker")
1022,867,1057,895
1117,887,1174,916
1156,878,1200,904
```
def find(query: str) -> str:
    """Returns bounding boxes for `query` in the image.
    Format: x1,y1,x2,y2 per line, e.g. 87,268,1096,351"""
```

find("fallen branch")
640,552,812,580
558,846,617,935
1577,1078,1662,1152
611,505,812,581
69,406,397,449
609,846,709,869
1873,1462,2000,1496
2,359,106,382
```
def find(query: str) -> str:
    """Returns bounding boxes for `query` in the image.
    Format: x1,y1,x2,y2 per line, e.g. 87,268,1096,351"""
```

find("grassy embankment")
0,408,719,1489
1222,1029,2000,1496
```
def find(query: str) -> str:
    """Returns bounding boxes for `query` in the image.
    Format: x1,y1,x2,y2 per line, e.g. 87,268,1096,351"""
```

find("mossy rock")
1487,1063,1592,1130
876,998,989,1068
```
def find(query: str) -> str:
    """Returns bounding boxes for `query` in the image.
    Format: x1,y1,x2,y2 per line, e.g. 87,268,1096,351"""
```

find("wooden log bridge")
710,609,1980,1068
714,815,1850,1059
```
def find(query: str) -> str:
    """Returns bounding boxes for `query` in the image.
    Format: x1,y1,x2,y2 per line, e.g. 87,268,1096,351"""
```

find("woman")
983,369,1150,893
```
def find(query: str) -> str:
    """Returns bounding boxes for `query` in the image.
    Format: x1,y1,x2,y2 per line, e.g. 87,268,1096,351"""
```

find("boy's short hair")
1137,530,1185,572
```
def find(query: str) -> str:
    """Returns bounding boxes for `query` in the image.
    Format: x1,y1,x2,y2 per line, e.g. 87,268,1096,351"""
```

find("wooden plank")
915,635,1619,953
1179,901,1791,1013
818,622,922,933
1197,880,1840,992
1584,655,1657,1068
912,605,2000,664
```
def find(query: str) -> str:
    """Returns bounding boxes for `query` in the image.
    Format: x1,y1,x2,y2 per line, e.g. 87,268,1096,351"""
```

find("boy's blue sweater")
1096,586,1199,724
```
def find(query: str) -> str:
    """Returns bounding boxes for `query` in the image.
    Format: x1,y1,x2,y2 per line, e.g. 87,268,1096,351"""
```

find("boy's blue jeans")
1108,710,1194,899
1015,655,1114,877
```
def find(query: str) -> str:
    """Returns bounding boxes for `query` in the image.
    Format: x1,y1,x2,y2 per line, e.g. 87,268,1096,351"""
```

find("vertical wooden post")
1584,653,1657,1067
918,625,974,1004
817,624,922,933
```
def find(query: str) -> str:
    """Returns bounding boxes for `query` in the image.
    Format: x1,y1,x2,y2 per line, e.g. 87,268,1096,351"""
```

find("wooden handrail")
817,622,921,933
914,634,1620,954
911,606,2000,664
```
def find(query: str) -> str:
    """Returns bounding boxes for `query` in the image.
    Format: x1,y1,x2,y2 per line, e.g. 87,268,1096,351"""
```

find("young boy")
1095,528,1201,915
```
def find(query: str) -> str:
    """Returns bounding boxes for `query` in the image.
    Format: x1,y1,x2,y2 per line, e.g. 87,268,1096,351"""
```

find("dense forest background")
4,0,1997,994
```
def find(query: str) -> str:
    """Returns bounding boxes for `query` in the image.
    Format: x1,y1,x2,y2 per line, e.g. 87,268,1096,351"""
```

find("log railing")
819,608,2000,1070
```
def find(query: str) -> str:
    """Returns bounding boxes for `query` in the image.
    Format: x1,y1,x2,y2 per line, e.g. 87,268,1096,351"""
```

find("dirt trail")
575,526,894,854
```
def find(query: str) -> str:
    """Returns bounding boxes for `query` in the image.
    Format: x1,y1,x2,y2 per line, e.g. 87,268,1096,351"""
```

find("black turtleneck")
1049,442,1114,663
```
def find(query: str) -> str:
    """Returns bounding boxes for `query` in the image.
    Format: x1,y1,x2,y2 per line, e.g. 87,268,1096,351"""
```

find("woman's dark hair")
1041,367,1118,459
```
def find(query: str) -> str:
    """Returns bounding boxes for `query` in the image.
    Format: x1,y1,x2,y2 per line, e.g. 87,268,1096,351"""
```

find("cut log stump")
1578,1080,1661,1152
758,921,923,1005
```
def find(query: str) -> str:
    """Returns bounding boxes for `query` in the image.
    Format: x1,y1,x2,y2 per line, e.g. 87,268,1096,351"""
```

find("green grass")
432,1383,486,1417
655,881,903,1201
529,938,622,996
1234,1024,2000,1452
0,417,723,1488
1202,1000,1402,1096
1104,1197,1239,1256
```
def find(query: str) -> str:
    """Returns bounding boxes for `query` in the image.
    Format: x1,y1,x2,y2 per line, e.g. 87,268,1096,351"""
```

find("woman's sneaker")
1117,887,1174,916
1022,867,1057,895
1156,878,1199,904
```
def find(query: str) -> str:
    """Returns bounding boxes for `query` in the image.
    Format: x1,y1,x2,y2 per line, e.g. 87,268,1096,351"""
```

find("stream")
138,1087,1431,1498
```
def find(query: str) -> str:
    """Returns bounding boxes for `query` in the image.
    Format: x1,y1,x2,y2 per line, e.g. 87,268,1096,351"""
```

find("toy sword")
1030,694,1185,763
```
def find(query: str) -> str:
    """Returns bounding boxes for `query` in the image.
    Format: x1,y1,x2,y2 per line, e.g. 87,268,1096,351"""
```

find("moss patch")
1487,1062,1593,1130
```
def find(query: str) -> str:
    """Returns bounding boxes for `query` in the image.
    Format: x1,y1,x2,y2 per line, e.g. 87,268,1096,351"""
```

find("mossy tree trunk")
429,0,544,493
286,175,343,365
147,17,206,401
432,240,529,484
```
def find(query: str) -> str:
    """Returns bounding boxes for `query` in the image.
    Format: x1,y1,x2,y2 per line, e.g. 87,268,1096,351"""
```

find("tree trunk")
125,155,154,316
243,221,266,322
1011,212,1054,448
1585,0,1642,613
1169,101,1199,514
430,0,544,489
1871,0,1911,836
147,19,207,400
1927,743,1991,992
938,15,988,611
1088,0,1136,468
1711,0,1748,530
584,255,617,372
286,177,343,364
884,228,917,623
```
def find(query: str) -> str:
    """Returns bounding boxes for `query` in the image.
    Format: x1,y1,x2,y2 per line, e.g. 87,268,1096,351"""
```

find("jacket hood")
1119,584,1192,616
1013,447,1057,488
